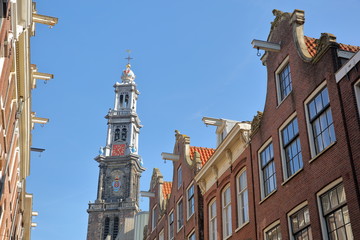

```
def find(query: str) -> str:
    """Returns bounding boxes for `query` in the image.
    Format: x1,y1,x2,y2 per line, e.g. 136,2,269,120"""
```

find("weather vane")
125,49,133,64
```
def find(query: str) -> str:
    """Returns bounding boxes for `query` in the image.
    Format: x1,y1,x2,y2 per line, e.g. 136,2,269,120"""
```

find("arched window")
222,185,232,238
113,217,119,239
120,94,124,108
114,128,120,141
103,217,110,239
121,128,127,141
236,168,249,228
125,94,129,108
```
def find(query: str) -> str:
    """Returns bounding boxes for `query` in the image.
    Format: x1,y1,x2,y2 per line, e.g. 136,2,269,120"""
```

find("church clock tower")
87,62,145,240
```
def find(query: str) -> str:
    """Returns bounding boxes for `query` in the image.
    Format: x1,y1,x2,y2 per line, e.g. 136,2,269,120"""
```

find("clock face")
112,144,126,156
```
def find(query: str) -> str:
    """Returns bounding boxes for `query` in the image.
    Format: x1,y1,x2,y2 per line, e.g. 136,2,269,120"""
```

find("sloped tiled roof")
162,181,172,200
304,36,317,57
190,146,215,166
304,36,360,57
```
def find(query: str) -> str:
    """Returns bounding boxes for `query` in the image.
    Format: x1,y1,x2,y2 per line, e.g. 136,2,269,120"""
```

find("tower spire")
87,57,144,240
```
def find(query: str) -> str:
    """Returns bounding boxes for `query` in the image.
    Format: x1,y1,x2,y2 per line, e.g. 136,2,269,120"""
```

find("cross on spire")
125,49,133,64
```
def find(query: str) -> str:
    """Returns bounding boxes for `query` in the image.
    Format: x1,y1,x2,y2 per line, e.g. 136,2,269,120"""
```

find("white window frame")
275,56,292,105
186,182,195,220
159,229,164,240
316,178,353,240
208,198,217,240
258,138,276,200
188,229,196,240
279,112,303,180
168,210,174,240
263,220,281,240
354,78,360,117
222,184,232,239
177,166,182,189
236,168,249,229
287,201,311,240
152,204,158,231
304,81,336,158
176,197,184,232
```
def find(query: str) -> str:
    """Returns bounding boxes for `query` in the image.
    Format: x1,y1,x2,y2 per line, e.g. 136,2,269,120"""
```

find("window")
187,184,195,218
354,79,360,117
113,217,119,239
260,142,276,198
177,198,183,231
306,86,336,156
177,166,182,189
265,224,282,240
121,127,127,141
169,211,174,240
319,183,353,240
290,207,312,240
119,92,129,108
152,205,158,231
275,57,292,103
209,199,217,240
222,185,232,238
278,63,292,101
159,229,164,240
236,169,249,228
280,117,303,178
103,217,110,239
188,230,196,240
114,127,120,141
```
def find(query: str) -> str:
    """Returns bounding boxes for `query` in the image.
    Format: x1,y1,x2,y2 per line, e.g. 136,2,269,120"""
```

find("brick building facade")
145,131,214,240
142,9,360,240
0,1,57,239
197,9,360,240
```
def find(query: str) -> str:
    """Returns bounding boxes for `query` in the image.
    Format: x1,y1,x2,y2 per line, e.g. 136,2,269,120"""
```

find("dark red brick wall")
201,12,360,240
202,147,257,240
249,14,360,240
147,136,203,240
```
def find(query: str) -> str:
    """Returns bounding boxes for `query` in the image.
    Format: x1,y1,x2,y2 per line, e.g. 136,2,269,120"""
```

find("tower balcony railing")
88,201,138,211
109,109,134,116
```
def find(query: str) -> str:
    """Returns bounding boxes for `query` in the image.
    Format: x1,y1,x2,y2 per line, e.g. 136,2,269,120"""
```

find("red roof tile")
338,43,360,53
162,181,172,199
304,36,360,57
304,36,317,57
190,146,215,166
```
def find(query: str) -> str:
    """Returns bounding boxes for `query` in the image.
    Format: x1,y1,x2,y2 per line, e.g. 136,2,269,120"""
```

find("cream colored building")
0,1,57,239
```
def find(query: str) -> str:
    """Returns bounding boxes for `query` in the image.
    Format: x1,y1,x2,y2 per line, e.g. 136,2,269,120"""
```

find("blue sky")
27,0,360,239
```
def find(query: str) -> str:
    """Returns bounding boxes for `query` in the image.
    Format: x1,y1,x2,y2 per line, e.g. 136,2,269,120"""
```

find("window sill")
223,234,233,240
281,168,303,186
235,221,249,233
259,189,277,205
177,226,183,233
309,141,337,164
186,213,194,222
276,91,292,108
